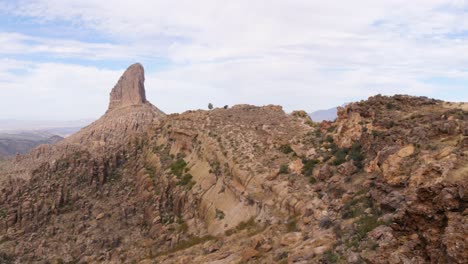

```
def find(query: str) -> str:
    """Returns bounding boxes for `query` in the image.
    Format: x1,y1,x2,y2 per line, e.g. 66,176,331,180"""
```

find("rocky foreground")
0,64,466,263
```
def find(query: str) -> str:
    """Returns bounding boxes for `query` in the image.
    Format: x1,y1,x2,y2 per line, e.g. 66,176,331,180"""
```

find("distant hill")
0,119,93,133
0,131,64,159
0,120,91,159
309,107,338,122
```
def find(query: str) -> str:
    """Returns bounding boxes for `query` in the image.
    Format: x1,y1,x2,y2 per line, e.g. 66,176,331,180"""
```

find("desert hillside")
0,64,466,264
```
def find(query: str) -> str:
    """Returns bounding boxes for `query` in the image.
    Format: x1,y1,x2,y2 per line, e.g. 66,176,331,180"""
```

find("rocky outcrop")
108,63,147,111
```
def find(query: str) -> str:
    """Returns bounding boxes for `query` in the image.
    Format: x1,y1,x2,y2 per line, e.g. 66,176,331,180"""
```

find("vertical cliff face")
108,63,147,111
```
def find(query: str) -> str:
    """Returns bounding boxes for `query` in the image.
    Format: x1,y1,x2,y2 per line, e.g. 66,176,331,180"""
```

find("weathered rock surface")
108,63,148,111
0,68,466,264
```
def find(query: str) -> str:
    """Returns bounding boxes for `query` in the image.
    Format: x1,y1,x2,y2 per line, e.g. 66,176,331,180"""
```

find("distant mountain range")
0,119,94,134
308,107,338,122
0,119,93,159
0,131,63,159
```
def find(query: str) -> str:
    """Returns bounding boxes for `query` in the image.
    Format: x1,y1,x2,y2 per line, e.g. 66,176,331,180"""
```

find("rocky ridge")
0,64,466,264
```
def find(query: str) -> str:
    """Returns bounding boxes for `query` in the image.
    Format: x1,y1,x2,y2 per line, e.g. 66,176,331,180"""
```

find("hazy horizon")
1,1,467,120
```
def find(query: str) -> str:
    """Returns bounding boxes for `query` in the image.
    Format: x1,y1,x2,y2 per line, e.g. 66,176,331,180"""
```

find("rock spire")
108,63,147,111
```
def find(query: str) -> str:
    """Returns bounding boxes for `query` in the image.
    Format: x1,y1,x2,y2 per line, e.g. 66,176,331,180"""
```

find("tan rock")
241,247,259,262
108,63,147,111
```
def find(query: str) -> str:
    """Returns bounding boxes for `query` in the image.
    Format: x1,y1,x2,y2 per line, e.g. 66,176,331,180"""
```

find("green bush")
348,142,364,169
279,164,289,174
177,174,196,189
355,215,381,240
341,195,373,219
301,159,319,176
215,209,225,220
332,148,347,166
170,159,187,177
286,218,298,232
322,250,340,263
0,209,6,219
279,144,294,154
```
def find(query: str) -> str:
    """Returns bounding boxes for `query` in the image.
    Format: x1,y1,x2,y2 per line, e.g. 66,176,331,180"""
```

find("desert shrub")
371,130,383,138
370,241,379,250
355,215,381,240
319,217,333,229
165,235,215,255
321,250,340,263
175,218,189,233
225,217,260,236
177,173,194,187
275,251,289,262
279,164,289,174
309,177,317,184
348,142,364,169
329,142,338,153
170,159,187,177
279,144,294,154
286,218,298,232
332,148,347,166
0,209,6,219
215,209,225,220
209,161,222,176
208,103,213,110
341,195,373,219
301,158,319,176
325,135,334,143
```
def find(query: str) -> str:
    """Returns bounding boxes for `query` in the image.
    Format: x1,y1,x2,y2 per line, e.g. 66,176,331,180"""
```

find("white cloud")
0,0,467,119
0,60,120,120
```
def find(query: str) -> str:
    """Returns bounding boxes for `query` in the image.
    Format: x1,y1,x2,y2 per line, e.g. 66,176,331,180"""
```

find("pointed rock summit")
108,63,147,111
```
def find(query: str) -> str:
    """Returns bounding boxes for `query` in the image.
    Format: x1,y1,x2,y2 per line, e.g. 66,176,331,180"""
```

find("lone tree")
223,105,228,109
208,103,214,110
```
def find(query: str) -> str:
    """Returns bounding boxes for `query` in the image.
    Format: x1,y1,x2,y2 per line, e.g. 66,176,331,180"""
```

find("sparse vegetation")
371,130,383,138
0,209,6,219
332,148,347,166
301,158,318,176
341,194,373,219
279,144,294,154
319,216,333,229
321,250,340,263
176,173,196,189
279,164,289,174
176,218,189,233
209,160,222,176
170,159,187,177
208,103,214,110
348,142,364,169
225,217,261,236
215,209,225,220
286,218,298,232
355,214,381,240
161,235,215,255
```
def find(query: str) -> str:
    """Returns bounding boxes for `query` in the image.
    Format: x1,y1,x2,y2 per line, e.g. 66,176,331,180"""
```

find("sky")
0,0,467,120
